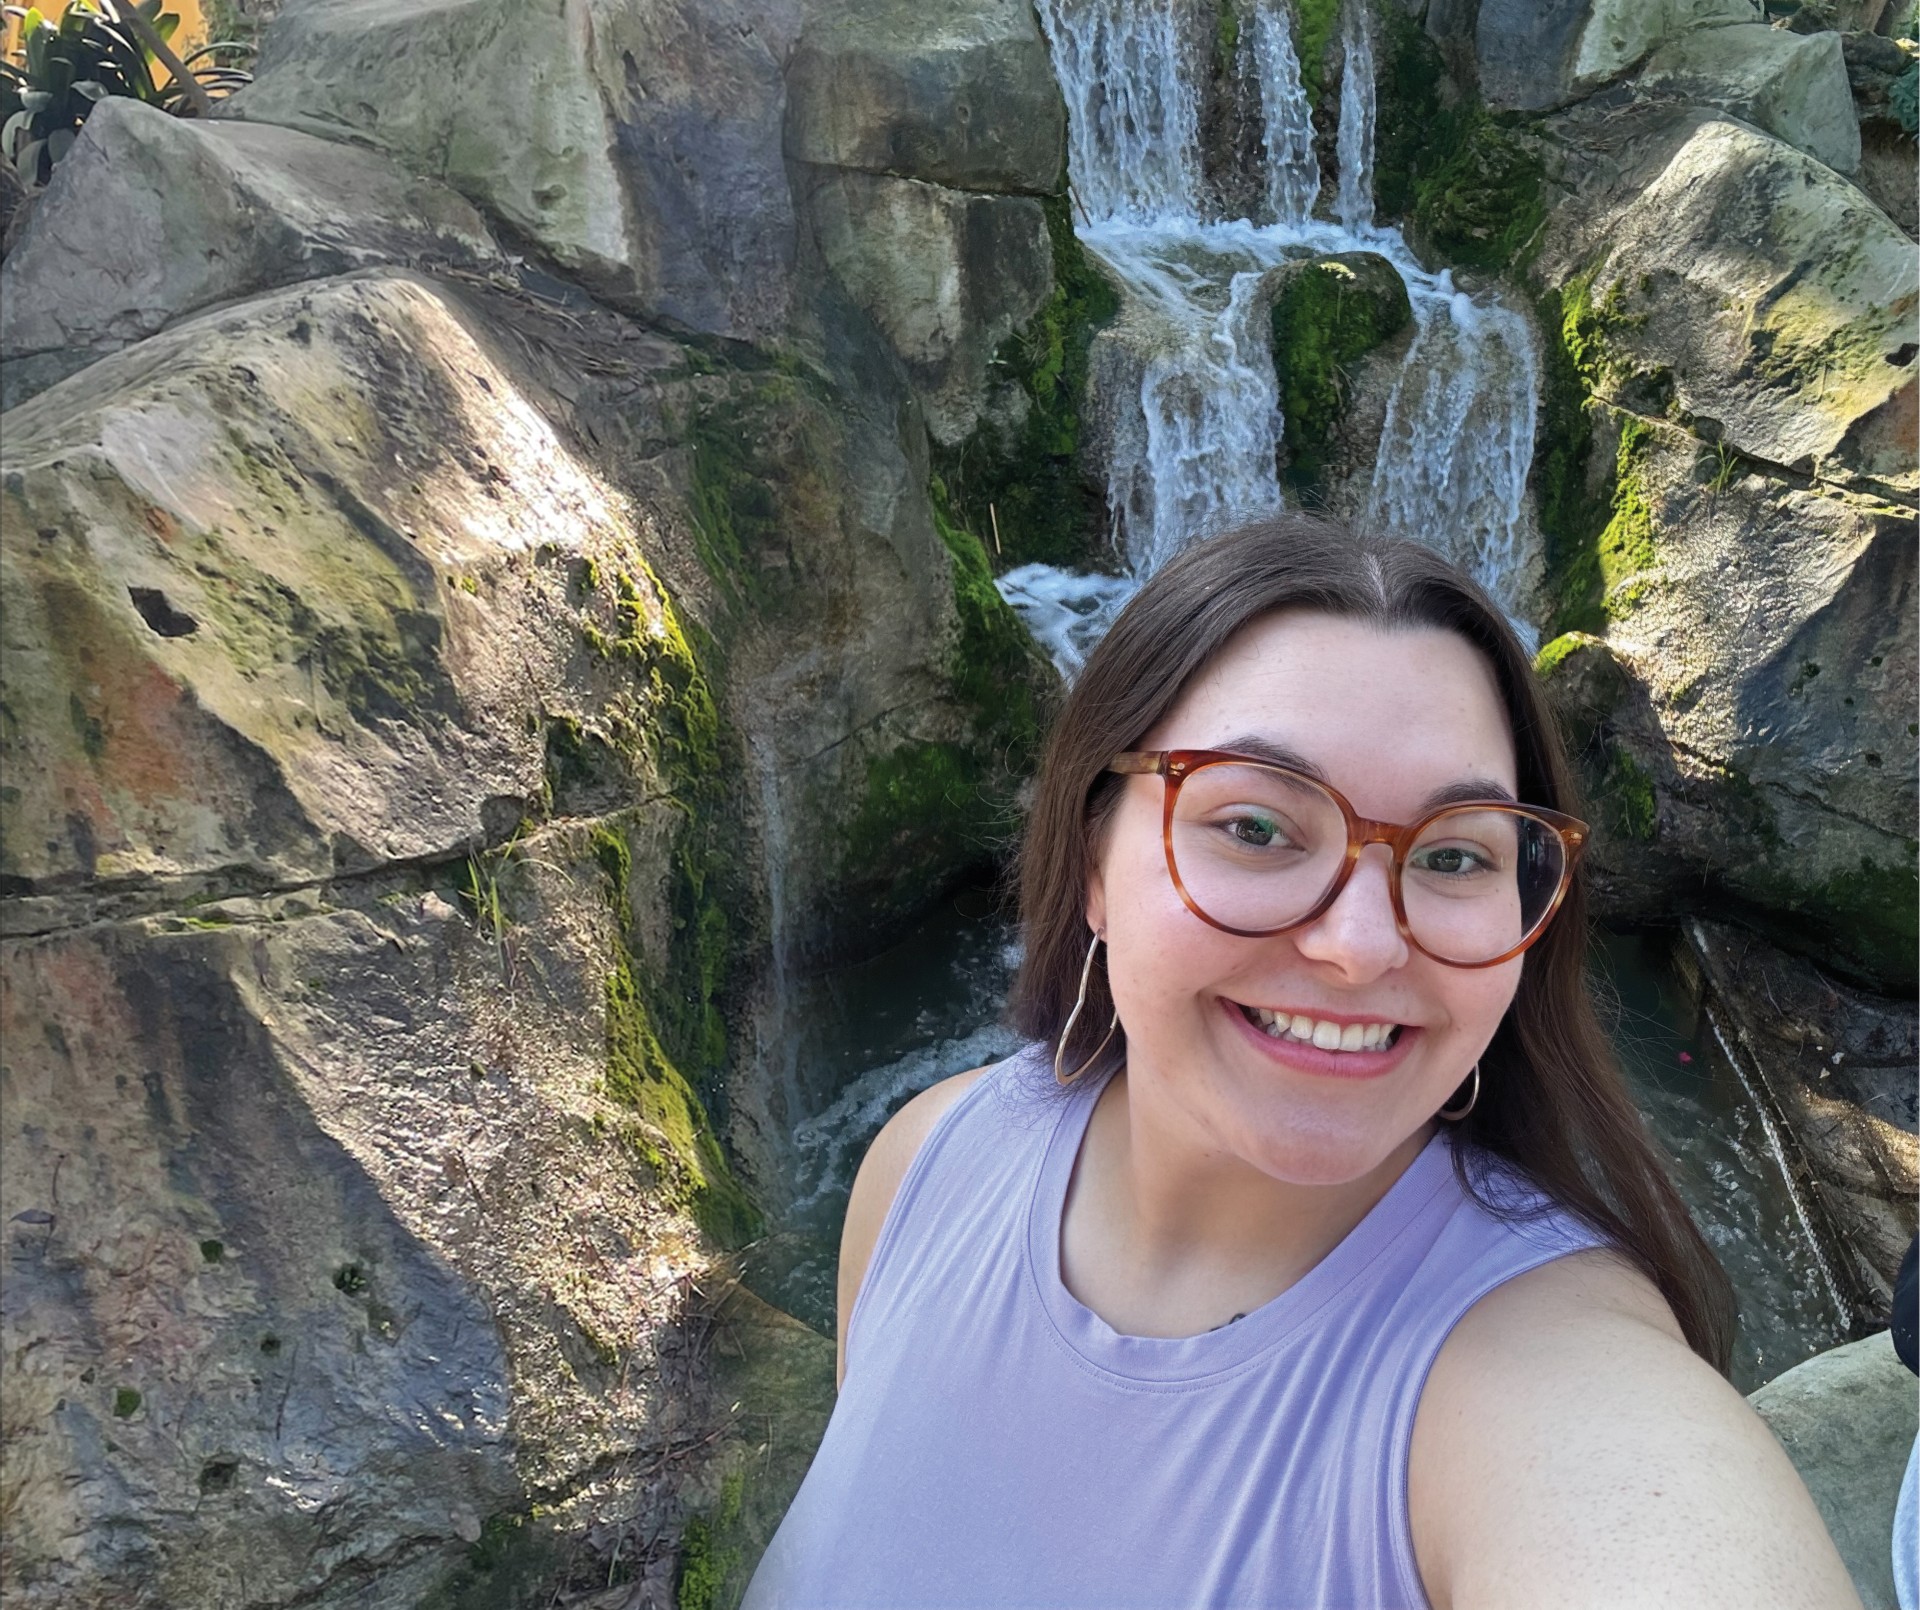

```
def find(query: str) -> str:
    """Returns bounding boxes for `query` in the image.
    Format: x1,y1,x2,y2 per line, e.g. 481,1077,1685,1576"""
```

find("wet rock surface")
1684,920,1918,1326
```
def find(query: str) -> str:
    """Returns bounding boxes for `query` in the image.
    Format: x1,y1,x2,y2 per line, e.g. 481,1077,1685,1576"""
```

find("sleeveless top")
744,1045,1609,1610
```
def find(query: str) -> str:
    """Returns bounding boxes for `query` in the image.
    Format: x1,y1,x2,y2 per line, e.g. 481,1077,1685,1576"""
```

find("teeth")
1242,1004,1399,1053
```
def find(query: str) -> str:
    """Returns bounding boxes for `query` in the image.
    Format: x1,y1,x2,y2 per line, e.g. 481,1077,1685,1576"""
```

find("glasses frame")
1108,749,1590,969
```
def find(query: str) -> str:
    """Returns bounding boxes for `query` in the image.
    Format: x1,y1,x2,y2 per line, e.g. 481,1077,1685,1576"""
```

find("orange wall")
5,2,212,64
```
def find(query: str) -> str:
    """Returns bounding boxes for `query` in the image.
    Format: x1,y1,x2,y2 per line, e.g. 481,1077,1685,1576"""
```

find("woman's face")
1086,610,1525,1186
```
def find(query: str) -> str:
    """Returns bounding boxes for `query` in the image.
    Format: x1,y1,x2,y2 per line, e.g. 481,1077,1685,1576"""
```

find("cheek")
1446,959,1522,1042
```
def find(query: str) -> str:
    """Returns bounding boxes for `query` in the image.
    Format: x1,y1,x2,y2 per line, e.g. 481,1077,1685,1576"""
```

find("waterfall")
1034,0,1204,225
1012,0,1545,676
1335,3,1376,233
1367,288,1542,626
751,736,804,1130
1249,4,1319,226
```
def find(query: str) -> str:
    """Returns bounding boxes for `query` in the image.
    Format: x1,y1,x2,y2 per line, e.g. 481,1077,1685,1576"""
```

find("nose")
1289,844,1410,980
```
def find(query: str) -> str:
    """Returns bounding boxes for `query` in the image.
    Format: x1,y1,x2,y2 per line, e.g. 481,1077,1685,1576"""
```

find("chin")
1224,1088,1431,1189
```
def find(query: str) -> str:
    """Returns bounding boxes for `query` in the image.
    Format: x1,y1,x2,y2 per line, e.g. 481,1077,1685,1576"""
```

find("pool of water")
743,906,1848,1392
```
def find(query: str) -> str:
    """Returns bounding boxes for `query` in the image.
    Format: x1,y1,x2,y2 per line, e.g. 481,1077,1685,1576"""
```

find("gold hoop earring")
1054,931,1120,1086
1437,1063,1480,1122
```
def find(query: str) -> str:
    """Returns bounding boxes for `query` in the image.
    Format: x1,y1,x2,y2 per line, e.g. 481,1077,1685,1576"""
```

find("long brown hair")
1008,514,1736,1372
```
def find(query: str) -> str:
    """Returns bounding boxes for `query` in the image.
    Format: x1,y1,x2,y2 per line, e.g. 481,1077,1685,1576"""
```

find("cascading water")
1334,3,1376,233
1013,0,1543,673
1248,4,1319,226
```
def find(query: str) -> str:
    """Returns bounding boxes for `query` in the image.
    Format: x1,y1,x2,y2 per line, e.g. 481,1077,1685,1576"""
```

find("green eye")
1228,815,1279,847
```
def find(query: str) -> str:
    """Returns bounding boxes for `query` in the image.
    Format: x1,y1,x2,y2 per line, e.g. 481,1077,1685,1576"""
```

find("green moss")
1548,411,1661,635
1532,631,1600,680
1215,0,1241,63
1751,846,1920,994
675,1475,746,1610
1599,745,1657,843
594,820,759,1249
112,1387,141,1419
1270,256,1413,494
1410,109,1545,272
1374,7,1453,222
930,486,1044,759
932,196,1121,569
1295,0,1341,107
199,1239,225,1263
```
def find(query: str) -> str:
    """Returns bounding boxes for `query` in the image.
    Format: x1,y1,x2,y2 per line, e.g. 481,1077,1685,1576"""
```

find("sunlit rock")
227,0,802,342
1639,23,1860,174
0,98,505,410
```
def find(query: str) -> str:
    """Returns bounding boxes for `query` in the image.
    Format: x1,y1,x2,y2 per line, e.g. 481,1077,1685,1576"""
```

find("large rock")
1639,23,1861,173
1476,0,1761,111
804,169,1054,445
1558,116,1916,488
1750,1332,1918,1610
228,0,802,342
0,97,505,411
0,270,769,1607
1536,422,1916,991
785,0,1064,192
0,272,628,906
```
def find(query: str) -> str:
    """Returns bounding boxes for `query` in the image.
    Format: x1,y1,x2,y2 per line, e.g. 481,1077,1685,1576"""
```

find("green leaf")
18,89,51,111
15,134,45,179
45,124,72,162
72,79,107,100
1,108,30,156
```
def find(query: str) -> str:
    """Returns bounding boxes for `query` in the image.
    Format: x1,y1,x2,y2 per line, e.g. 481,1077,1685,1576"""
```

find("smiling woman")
743,516,1864,1610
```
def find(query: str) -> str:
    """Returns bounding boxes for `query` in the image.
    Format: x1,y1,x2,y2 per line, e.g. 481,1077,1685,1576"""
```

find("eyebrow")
1211,734,1519,812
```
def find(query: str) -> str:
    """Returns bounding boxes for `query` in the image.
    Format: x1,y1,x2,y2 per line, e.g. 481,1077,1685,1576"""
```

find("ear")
1084,862,1107,941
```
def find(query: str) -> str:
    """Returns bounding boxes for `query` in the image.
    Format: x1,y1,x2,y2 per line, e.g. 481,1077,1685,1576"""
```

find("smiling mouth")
1234,1001,1405,1053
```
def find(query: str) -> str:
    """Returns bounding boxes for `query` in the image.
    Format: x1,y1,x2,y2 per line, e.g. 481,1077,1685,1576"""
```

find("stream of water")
1002,0,1541,665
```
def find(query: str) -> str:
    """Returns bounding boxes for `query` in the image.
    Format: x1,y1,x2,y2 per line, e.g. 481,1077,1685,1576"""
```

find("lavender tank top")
745,1045,1608,1610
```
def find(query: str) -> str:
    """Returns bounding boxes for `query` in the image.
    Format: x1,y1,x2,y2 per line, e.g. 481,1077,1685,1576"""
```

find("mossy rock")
1270,251,1413,495
931,195,1120,569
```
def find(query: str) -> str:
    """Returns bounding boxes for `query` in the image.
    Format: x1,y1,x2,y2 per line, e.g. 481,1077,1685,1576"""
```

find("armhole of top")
1388,1233,1611,1610
842,1060,1006,1368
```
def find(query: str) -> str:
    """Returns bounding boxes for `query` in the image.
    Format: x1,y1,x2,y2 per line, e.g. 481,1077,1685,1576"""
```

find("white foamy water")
1335,3,1376,233
1366,285,1541,620
1248,3,1319,226
1007,0,1544,679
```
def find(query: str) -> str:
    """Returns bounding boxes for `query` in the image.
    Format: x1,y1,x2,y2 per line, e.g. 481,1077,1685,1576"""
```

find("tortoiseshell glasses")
1109,750,1588,968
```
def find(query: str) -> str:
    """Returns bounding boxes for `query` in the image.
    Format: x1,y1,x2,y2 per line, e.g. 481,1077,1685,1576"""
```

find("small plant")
1,2,253,186
1700,438,1741,502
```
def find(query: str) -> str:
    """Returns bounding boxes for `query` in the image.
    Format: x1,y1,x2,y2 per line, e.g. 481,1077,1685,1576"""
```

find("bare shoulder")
1410,1248,1862,1610
834,1064,994,1388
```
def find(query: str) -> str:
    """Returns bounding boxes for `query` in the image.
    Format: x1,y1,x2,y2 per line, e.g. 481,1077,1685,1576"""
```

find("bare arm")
834,1066,990,1391
1410,1250,1863,1610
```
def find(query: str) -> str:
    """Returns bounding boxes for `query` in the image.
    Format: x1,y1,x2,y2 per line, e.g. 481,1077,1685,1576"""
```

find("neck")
1058,1065,1434,1340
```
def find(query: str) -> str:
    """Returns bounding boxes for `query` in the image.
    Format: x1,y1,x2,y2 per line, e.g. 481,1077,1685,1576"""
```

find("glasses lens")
1168,763,1348,933
1400,808,1568,964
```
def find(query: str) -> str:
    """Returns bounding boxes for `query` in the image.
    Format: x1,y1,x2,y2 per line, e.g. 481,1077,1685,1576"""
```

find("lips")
1221,997,1418,1078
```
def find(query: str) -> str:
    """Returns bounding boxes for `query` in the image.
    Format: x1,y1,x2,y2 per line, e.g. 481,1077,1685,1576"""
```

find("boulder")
1750,1332,1919,1610
227,0,802,343
0,269,768,1607
0,271,637,906
1476,0,1761,111
1639,23,1861,173
0,98,506,411
1561,117,1916,487
785,0,1064,193
803,169,1054,445
1536,422,1916,992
